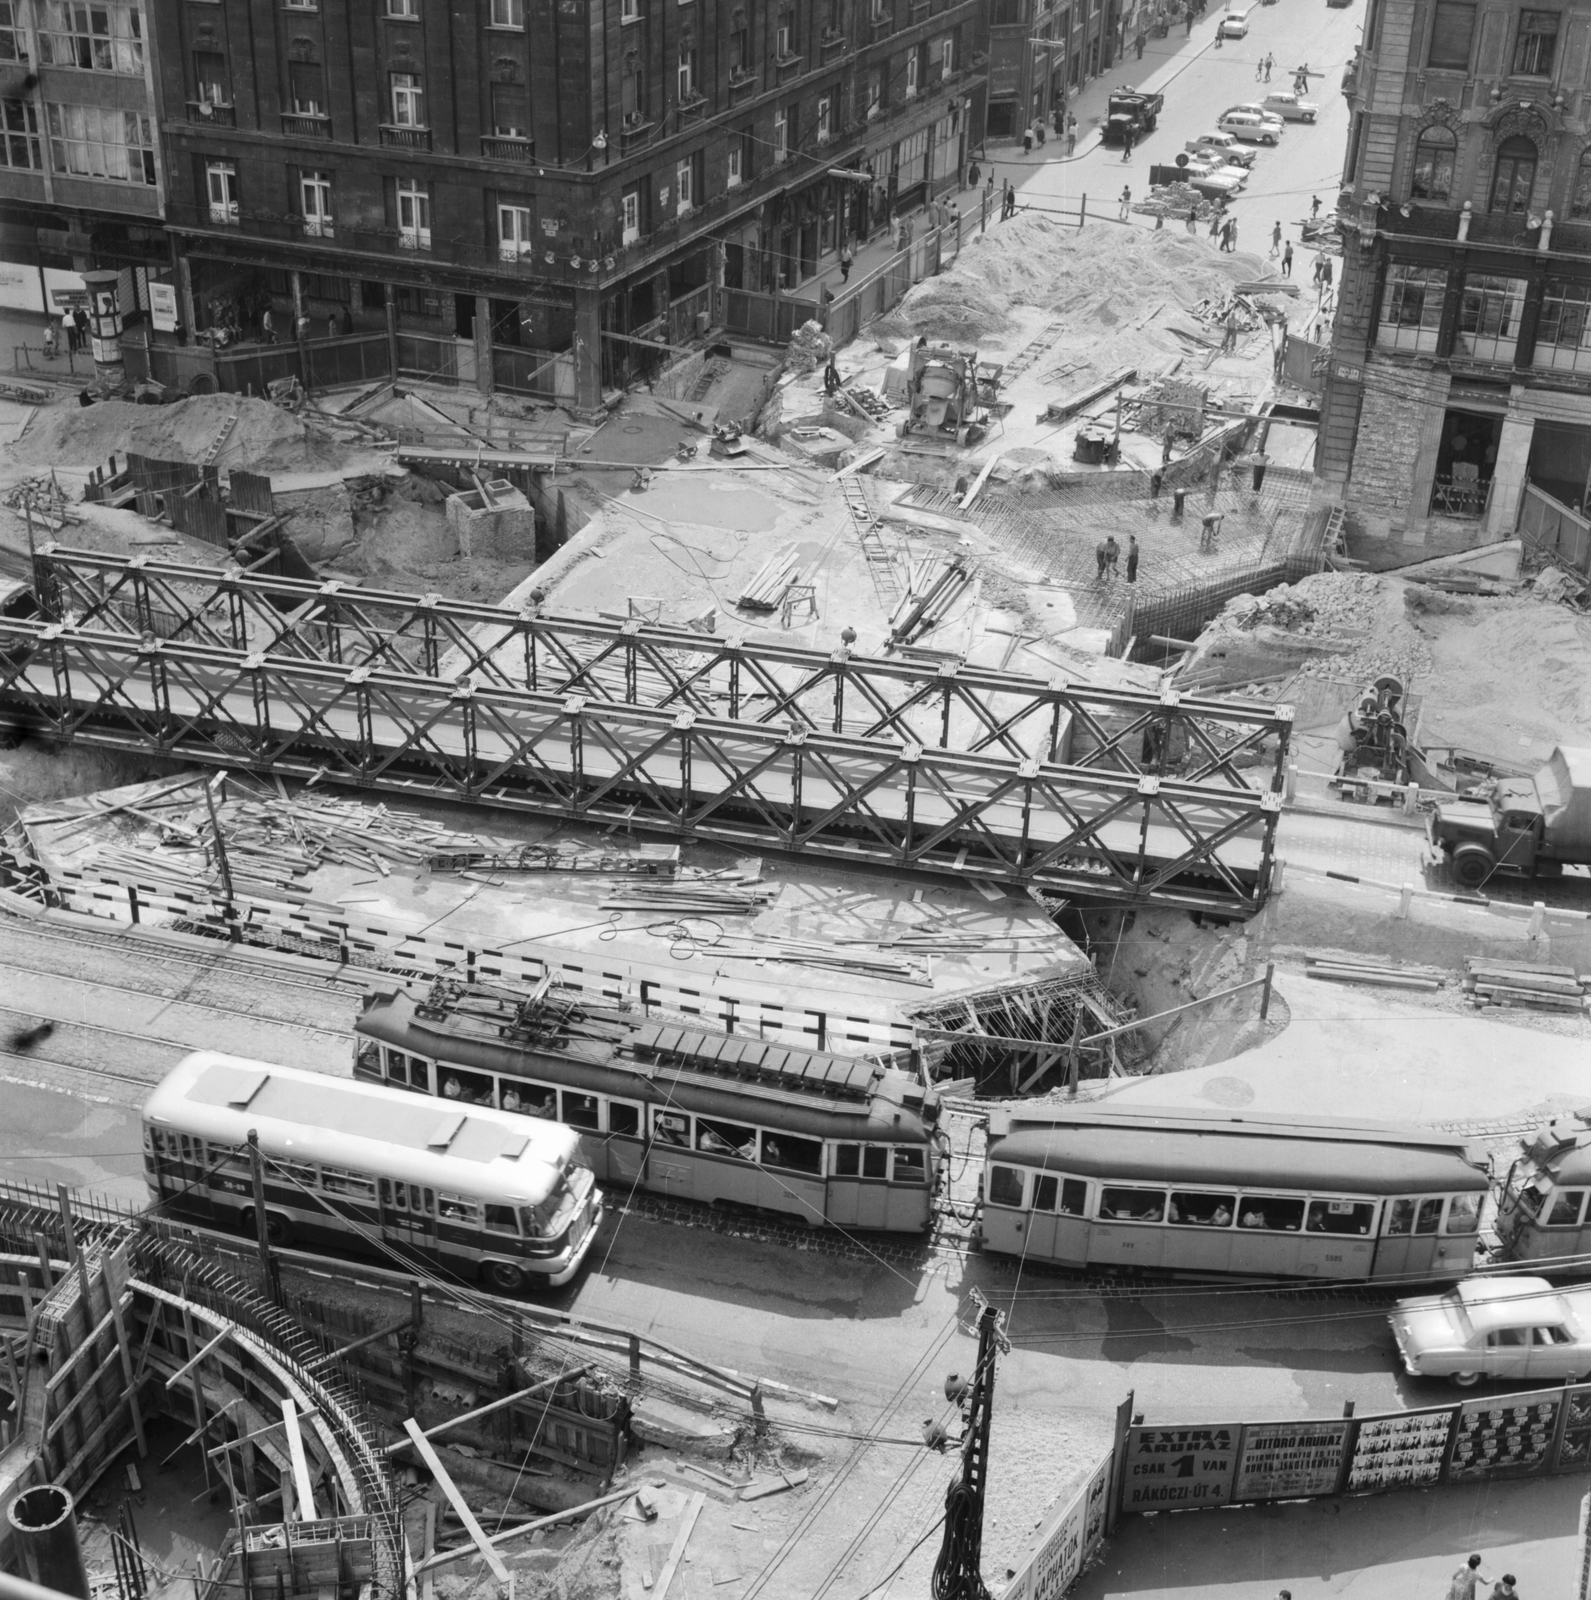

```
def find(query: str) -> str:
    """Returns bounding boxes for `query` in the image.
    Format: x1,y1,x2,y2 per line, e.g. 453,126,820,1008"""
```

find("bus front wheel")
482,1260,526,1294
241,1208,293,1247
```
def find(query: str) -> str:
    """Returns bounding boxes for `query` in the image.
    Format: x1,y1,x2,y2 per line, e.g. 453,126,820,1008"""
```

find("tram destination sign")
1233,1420,1350,1501
1121,1426,1237,1511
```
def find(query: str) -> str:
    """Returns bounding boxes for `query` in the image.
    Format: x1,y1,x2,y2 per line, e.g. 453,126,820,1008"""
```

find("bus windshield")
522,1164,594,1239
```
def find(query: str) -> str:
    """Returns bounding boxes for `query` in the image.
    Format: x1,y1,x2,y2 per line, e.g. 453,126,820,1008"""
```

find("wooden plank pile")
1463,957,1590,1014
1303,954,1447,991
737,544,799,611
598,863,773,915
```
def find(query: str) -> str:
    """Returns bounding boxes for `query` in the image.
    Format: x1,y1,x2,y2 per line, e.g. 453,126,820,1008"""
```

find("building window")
622,67,645,125
776,9,794,55
385,0,418,14
677,44,695,99
1427,0,1475,67
620,0,639,20
817,95,831,142
897,125,928,186
194,50,229,104
498,202,532,258
0,98,41,168
0,2,30,59
867,68,882,117
1512,10,1558,75
396,177,430,246
45,101,154,182
905,46,919,97
676,155,693,212
727,137,743,187
621,186,640,243
202,156,237,219
1409,126,1455,202
730,25,749,72
299,169,333,236
284,0,316,10
289,61,325,115
1536,280,1591,373
1489,135,1537,214
37,1,144,74
938,32,953,75
773,106,788,161
390,70,425,126
488,0,522,26
490,82,528,137
1456,274,1526,363
1377,262,1446,352
1572,151,1591,219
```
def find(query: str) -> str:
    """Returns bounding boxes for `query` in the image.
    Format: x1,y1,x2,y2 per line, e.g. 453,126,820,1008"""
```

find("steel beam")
0,619,1279,914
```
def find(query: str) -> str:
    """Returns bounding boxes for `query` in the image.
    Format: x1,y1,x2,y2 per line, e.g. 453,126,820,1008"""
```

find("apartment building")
0,0,168,315
1319,0,1591,564
149,0,986,409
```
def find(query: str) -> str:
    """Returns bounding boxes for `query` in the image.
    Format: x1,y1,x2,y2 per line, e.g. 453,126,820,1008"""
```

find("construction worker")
1282,240,1294,276
1126,535,1140,584
1119,185,1131,220
1121,125,1134,162
1270,220,1282,257
1221,303,1241,353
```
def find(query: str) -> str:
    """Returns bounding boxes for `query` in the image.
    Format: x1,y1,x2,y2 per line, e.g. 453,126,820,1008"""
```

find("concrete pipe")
7,1484,91,1600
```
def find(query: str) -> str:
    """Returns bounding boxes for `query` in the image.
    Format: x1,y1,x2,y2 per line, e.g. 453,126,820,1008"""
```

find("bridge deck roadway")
0,623,1276,913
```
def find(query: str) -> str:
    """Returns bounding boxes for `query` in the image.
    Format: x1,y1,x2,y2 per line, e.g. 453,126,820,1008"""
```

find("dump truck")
1428,745,1591,889
1100,88,1164,146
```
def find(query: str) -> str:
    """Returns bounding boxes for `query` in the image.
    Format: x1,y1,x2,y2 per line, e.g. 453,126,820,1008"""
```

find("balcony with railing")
380,124,432,149
481,134,536,163
187,102,235,126
282,112,331,138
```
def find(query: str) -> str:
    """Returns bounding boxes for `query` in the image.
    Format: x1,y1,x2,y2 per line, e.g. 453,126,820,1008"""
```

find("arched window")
1571,149,1591,220
1411,126,1457,202
1489,134,1538,215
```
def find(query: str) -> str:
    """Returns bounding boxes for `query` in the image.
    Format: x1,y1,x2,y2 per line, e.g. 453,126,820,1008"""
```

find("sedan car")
1186,131,1257,168
1225,102,1288,132
1218,7,1250,35
1217,112,1281,146
1390,1276,1591,1387
1262,90,1320,121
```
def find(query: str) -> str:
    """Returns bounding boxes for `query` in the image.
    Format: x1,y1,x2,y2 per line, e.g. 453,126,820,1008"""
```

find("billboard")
1004,1453,1113,1600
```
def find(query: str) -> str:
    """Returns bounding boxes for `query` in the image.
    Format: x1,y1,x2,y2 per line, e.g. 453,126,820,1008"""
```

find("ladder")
841,477,903,603
999,320,1064,383
202,413,239,467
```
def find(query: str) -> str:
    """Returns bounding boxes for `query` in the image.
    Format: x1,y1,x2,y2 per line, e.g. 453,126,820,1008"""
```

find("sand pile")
10,396,340,476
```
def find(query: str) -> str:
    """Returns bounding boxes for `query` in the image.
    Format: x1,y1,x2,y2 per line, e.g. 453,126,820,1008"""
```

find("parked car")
1217,110,1281,146
1261,90,1320,121
1390,1277,1591,1387
1183,152,1249,187
1218,6,1251,35
1183,165,1247,199
1224,102,1288,132
1186,130,1258,168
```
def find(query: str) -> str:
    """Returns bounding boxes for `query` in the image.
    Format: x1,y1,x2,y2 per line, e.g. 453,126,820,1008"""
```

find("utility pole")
928,1289,1009,1600
248,1129,281,1306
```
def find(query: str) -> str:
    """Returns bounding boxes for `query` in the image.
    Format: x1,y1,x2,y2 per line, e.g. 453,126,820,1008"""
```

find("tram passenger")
1240,1207,1266,1228
1212,1204,1233,1227
443,1075,463,1099
655,1115,689,1147
699,1125,754,1160
501,1087,522,1112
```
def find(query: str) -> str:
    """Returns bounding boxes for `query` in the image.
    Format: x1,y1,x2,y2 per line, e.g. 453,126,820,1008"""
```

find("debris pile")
1463,957,1591,1014
784,319,834,376
1132,182,1220,220
2,474,80,531
1532,565,1591,609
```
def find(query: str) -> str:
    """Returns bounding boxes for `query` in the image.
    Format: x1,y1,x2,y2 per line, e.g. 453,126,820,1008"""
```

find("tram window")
180,1135,194,1162
988,1166,1026,1208
500,1078,556,1118
835,1145,859,1178
356,1041,381,1076
763,1133,823,1175
1100,1187,1166,1224
608,1103,641,1137
892,1148,927,1185
322,1167,376,1201
654,1112,690,1147
386,1050,409,1083
1548,1189,1588,1227
1388,1198,1445,1236
560,1091,601,1131
484,1204,519,1235
1168,1192,1235,1227
380,1179,391,1205
438,1194,479,1223
698,1118,756,1160
1306,1199,1376,1236
863,1146,888,1179
441,1069,493,1105
1032,1175,1087,1215
410,1059,429,1091
1446,1194,1481,1234
1237,1196,1305,1232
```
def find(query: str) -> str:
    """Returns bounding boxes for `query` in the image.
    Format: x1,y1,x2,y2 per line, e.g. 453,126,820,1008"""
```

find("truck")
1428,746,1591,889
1100,88,1163,146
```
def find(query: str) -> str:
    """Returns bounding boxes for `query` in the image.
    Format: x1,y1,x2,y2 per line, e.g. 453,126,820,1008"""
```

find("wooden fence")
1518,481,1591,577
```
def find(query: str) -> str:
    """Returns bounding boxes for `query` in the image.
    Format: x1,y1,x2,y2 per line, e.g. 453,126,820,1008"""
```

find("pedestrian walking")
1121,126,1134,161
1066,121,1077,155
1270,220,1282,256
1126,535,1140,583
967,160,980,189
1095,539,1110,580
1053,106,1065,136
1023,125,1034,154
1119,184,1131,220
1135,30,1145,57
1225,217,1238,251
1264,52,1273,81
1035,117,1046,145
1321,255,1334,288
1310,192,1322,218
1185,208,1198,234
1221,303,1240,353
1255,56,1265,80
64,309,79,357
73,305,90,351
1219,217,1233,251
42,320,57,360
1449,1556,1491,1600
839,244,853,281
1185,6,1194,32
1281,239,1293,275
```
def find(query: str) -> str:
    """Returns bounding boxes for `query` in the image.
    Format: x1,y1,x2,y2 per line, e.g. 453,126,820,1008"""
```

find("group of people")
41,304,92,362
259,302,355,345
1093,534,1141,583
1450,1555,1520,1600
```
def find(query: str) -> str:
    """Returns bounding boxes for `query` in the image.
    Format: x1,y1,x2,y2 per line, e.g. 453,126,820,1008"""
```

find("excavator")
896,342,990,448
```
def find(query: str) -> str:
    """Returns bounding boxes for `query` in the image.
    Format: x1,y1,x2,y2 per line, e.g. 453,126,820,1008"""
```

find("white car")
1218,7,1250,35
1225,101,1288,132
1186,130,1257,168
1262,90,1320,122
1183,152,1249,187
1390,1277,1591,1388
1217,111,1281,146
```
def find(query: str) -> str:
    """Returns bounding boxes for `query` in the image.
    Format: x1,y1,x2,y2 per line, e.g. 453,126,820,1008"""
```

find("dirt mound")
875,273,1015,344
11,395,336,475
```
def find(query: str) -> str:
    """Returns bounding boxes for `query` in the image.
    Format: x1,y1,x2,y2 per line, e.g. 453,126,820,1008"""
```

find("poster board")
1448,1395,1561,1481
1120,1424,1237,1512
1004,1453,1114,1600
1233,1420,1350,1502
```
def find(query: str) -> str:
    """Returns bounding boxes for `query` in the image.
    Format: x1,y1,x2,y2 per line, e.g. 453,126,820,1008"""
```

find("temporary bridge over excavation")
0,548,1292,915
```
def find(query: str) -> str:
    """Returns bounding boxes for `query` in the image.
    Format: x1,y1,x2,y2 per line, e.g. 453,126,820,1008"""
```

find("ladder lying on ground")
202,413,238,467
840,477,903,603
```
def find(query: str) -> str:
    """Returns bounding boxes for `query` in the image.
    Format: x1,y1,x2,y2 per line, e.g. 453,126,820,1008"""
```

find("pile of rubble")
1133,182,1221,221
784,319,834,377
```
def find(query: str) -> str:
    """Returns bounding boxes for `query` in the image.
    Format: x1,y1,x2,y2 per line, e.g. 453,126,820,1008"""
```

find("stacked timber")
1463,958,1590,1014
737,546,799,611
1303,954,1446,991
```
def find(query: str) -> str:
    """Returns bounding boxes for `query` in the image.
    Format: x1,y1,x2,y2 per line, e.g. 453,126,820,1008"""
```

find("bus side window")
1445,1194,1481,1234
1548,1189,1588,1227
892,1148,926,1185
438,1194,478,1224
988,1166,1025,1208
561,1091,601,1131
484,1204,519,1235
608,1103,641,1137
862,1146,888,1180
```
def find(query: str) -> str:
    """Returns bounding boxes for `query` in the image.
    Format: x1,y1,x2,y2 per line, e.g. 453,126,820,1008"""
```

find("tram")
355,986,942,1232
143,1051,602,1290
980,1105,1492,1281
1496,1115,1591,1265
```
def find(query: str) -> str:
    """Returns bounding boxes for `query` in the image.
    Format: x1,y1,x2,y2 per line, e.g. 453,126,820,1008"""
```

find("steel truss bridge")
0,547,1292,914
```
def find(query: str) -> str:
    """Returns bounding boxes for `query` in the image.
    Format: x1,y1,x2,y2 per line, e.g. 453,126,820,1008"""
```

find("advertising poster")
1556,1388,1591,1468
1004,1453,1114,1600
1120,1424,1237,1511
149,281,179,333
1233,1419,1350,1502
1448,1396,1560,1481
1346,1410,1452,1492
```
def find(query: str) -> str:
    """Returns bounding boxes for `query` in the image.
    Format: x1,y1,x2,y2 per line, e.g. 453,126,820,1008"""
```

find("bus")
142,1052,603,1290
980,1105,1491,1281
1496,1114,1591,1266
354,986,942,1233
